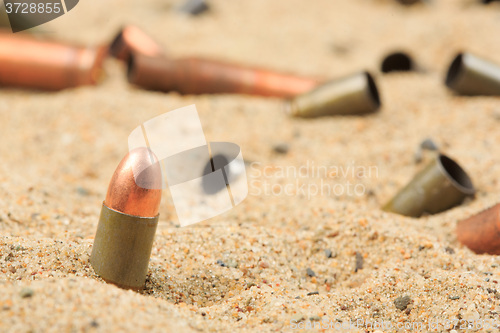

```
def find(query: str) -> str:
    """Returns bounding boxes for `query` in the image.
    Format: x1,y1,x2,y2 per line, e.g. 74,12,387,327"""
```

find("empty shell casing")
445,53,500,96
456,203,500,255
285,72,381,117
90,148,162,290
381,51,415,73
383,154,475,217
109,25,163,62
0,32,106,90
128,54,319,97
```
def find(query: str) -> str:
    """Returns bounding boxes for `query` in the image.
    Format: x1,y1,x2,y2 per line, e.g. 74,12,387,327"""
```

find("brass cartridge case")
445,53,500,96
383,154,475,217
109,25,163,62
91,205,158,289
285,72,381,117
0,33,105,90
456,203,500,255
127,54,319,97
381,51,414,73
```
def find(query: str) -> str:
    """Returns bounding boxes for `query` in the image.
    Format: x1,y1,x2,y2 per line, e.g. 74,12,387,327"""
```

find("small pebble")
487,288,497,294
291,314,305,323
324,249,332,258
444,246,455,254
20,287,34,298
355,252,363,272
76,186,90,196
420,138,439,151
449,295,460,300
90,320,99,328
226,259,238,268
259,261,270,269
394,295,411,310
272,143,290,154
309,315,321,321
216,260,226,267
178,0,209,15
307,291,319,296
306,268,316,277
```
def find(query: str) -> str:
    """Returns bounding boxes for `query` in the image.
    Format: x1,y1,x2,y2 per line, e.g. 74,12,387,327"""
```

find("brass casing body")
286,72,380,117
91,204,158,289
445,53,500,96
383,154,475,217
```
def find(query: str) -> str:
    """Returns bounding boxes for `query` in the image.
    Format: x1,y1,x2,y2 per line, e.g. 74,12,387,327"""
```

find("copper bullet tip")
105,147,162,217
456,203,500,255
109,25,163,61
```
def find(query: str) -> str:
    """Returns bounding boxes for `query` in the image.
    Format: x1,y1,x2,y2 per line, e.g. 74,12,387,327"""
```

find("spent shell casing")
0,32,106,90
383,154,475,217
285,71,381,117
445,53,500,96
109,25,163,62
127,54,319,98
456,203,500,255
381,51,414,73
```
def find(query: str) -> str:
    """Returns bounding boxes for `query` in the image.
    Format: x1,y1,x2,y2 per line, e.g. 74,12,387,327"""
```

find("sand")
1,0,500,331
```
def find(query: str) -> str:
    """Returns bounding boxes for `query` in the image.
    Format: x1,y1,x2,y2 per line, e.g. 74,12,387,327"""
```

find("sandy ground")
1,0,500,331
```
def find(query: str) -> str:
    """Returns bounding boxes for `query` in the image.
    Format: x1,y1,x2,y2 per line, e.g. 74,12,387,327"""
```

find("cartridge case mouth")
381,52,414,73
287,71,380,117
383,153,475,217
445,52,500,95
365,72,381,108
437,154,475,195
445,53,465,88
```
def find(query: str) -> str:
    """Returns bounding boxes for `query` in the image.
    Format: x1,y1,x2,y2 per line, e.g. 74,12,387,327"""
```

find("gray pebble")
272,143,290,154
355,252,363,272
291,314,305,323
306,268,316,277
307,291,319,296
178,0,209,15
449,295,460,300
420,138,439,151
394,295,411,310
324,249,332,258
444,246,455,254
226,259,238,268
20,287,34,298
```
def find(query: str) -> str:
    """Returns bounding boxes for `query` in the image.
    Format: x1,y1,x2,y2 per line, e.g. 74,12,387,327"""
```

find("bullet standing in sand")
90,147,162,290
